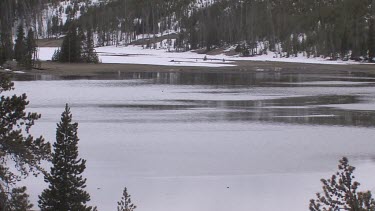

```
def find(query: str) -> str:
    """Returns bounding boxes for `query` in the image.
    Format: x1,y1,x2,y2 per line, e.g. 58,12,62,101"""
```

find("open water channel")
11,68,375,211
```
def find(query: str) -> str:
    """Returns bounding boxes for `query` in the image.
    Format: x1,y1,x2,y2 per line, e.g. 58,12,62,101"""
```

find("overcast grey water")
13,69,375,211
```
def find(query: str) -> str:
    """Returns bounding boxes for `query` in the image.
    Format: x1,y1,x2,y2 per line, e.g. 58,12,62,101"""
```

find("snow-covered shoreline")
38,46,374,68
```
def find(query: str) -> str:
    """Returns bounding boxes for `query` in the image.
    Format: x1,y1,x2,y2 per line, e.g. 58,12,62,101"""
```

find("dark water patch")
11,74,94,81
73,107,375,128
7,71,335,86
12,69,375,87
98,104,199,110
62,95,375,127
173,95,360,108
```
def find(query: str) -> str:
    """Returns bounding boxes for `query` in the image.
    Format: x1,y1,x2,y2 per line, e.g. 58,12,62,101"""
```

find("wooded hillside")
1,0,375,64
77,0,375,61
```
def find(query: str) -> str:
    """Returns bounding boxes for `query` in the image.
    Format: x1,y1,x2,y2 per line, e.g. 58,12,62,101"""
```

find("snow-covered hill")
36,0,375,65
37,0,105,38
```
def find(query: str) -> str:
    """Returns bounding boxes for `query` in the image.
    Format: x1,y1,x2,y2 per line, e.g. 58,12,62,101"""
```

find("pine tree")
14,24,26,64
0,186,34,211
369,19,375,62
59,23,82,63
7,186,34,211
369,0,375,62
117,187,137,211
51,15,60,37
84,27,99,63
38,104,93,211
0,32,13,65
309,157,375,211
52,48,61,62
53,24,98,64
0,73,51,210
25,29,37,70
77,25,86,62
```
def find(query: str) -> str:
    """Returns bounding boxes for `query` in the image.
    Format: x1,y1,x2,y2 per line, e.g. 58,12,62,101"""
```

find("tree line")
3,0,375,64
0,0,98,66
76,0,375,62
0,0,43,65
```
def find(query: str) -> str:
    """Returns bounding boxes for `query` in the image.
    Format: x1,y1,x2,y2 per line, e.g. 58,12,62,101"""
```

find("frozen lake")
12,70,375,211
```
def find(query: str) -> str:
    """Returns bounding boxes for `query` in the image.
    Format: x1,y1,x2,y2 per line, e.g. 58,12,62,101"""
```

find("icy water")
12,70,375,211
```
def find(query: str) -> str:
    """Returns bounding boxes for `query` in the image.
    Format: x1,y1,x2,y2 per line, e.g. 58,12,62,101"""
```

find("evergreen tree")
52,48,61,62
59,23,82,63
0,0,44,65
0,43,3,65
0,73,51,210
0,32,13,65
51,15,61,37
7,186,33,211
309,157,375,211
38,104,93,211
14,24,26,64
77,25,86,62
53,24,98,64
25,29,37,70
369,19,375,62
84,27,99,63
117,187,137,211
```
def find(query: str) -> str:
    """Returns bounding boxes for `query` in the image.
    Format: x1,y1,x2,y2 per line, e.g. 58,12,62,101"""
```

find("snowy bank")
38,46,373,67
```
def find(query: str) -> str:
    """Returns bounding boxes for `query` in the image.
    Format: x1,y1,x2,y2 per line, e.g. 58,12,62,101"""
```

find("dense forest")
1,0,375,65
0,0,99,65
76,0,375,61
0,0,43,64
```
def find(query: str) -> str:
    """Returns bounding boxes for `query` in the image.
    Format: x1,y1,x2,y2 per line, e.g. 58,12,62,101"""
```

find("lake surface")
12,69,375,211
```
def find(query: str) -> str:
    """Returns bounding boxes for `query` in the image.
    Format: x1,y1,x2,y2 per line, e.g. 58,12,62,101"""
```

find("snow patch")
38,44,375,67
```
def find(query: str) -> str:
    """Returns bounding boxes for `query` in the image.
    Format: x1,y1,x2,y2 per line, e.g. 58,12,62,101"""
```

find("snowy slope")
37,0,104,38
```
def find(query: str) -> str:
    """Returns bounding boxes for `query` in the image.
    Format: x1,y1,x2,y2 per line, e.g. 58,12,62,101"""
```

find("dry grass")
36,38,63,47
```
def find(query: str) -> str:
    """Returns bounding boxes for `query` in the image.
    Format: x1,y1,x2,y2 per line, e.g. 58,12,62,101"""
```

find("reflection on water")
13,69,375,127
88,95,374,127
14,70,375,85
12,68,375,211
